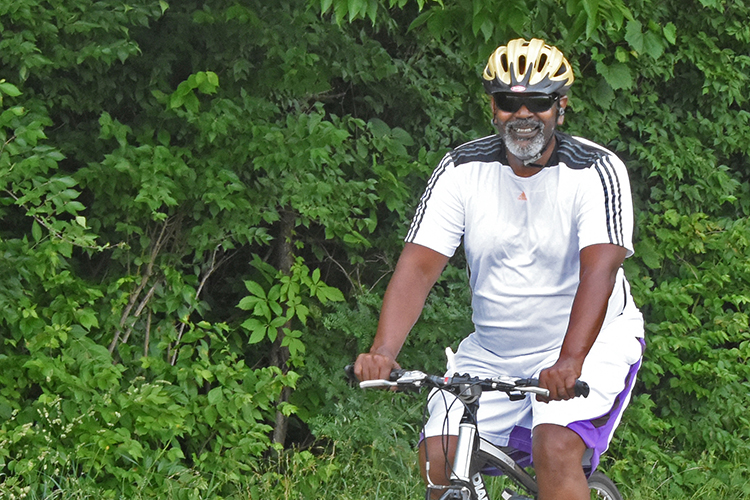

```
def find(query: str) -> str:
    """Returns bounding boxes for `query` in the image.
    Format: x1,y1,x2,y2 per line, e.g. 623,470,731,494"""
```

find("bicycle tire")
587,471,623,500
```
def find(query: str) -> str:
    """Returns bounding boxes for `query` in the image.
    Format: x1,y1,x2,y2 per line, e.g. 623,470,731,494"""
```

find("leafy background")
1,0,749,498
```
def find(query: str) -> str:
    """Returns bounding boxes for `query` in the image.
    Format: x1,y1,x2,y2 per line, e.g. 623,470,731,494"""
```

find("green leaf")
663,22,677,44
582,0,600,37
582,0,600,19
595,61,633,90
31,220,42,242
243,280,266,298
635,239,662,270
0,81,21,97
269,300,283,316
248,327,267,344
408,10,431,31
624,20,644,54
369,118,390,138
207,387,223,405
323,286,344,302
285,338,305,357
238,295,260,310
591,78,615,109
204,405,217,427
184,92,200,113
564,12,588,46
242,318,268,344
643,32,666,60
77,310,99,330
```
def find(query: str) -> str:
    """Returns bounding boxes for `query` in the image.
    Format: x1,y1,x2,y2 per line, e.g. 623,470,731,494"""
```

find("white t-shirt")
406,132,641,357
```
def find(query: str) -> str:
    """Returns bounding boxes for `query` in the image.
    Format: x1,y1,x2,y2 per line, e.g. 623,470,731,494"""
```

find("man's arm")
539,243,627,401
354,242,450,381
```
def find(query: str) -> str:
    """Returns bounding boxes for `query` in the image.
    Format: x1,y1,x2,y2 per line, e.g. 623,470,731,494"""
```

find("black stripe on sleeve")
603,155,625,246
593,156,624,246
405,153,453,242
594,162,615,245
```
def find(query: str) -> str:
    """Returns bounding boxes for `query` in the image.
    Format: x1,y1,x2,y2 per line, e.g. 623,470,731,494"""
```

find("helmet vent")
500,53,509,71
538,54,548,70
554,64,567,77
519,55,526,71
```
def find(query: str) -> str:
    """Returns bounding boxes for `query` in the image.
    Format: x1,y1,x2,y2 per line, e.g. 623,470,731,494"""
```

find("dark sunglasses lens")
494,94,557,113
493,94,520,112
525,95,557,112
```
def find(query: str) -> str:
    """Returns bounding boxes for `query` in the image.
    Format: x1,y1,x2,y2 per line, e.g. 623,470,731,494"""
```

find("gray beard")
503,119,546,163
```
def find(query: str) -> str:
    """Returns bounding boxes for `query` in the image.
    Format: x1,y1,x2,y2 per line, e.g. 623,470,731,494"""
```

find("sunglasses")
493,93,560,113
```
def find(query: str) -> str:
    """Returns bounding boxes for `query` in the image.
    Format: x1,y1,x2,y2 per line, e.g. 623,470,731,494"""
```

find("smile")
509,125,541,139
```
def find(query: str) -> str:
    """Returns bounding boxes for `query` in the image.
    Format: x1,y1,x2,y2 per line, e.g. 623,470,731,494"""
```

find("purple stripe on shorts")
481,426,533,475
507,425,533,467
567,338,644,475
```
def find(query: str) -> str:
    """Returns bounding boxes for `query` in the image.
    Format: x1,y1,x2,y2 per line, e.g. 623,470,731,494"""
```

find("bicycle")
347,349,623,500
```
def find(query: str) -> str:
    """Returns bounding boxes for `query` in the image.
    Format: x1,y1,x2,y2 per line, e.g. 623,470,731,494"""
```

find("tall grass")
246,446,750,500
5,443,749,499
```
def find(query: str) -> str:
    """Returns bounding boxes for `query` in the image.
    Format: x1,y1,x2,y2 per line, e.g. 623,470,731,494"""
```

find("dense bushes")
1,0,749,498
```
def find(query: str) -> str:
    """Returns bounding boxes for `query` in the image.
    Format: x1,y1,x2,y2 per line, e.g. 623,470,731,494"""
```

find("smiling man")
355,38,645,500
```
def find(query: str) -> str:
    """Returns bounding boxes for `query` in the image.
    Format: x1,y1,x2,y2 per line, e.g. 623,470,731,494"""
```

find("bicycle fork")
455,421,490,498
425,382,489,500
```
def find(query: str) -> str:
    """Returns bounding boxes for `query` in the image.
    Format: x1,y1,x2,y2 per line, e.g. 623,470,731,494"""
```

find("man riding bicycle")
354,38,645,500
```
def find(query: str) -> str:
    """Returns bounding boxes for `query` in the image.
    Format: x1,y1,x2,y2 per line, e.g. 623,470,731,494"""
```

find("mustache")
506,118,543,131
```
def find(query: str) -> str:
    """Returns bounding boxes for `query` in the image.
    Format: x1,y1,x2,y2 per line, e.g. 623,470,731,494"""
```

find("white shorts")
422,312,644,472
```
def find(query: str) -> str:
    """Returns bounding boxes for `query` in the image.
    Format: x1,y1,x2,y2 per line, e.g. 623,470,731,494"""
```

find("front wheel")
587,471,623,500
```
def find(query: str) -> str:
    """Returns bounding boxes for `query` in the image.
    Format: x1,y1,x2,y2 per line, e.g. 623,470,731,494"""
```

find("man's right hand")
353,351,400,381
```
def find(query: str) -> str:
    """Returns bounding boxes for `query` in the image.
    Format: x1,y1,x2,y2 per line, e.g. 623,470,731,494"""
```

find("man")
354,38,644,500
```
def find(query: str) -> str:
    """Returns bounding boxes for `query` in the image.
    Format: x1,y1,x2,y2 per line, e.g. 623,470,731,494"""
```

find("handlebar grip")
575,380,590,398
527,378,590,398
344,364,356,384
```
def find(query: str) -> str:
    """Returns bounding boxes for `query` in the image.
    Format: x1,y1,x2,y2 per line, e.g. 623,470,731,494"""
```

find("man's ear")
489,95,500,131
557,95,568,126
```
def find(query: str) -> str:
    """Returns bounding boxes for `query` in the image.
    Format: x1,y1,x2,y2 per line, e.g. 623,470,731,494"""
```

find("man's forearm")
370,243,449,359
559,244,627,368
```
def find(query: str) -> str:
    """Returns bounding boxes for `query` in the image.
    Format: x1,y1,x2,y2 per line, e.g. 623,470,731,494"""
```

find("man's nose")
514,105,533,117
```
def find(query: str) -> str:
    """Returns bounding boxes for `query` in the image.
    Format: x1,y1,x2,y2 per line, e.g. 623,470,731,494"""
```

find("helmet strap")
523,131,557,167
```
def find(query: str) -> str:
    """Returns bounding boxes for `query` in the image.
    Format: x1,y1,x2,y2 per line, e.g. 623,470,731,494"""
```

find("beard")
502,118,547,162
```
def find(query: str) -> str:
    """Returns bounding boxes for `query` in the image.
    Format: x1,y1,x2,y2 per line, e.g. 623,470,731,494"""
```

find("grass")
3,441,749,499
243,445,750,500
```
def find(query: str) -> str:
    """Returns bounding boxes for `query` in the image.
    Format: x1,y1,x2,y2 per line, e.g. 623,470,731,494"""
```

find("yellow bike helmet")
482,38,575,95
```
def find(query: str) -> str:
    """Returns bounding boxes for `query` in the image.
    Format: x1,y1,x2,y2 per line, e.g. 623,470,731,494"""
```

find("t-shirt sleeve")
404,153,465,257
576,153,635,257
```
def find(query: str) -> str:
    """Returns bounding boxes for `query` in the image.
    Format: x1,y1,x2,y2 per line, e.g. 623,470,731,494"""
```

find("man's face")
492,93,567,163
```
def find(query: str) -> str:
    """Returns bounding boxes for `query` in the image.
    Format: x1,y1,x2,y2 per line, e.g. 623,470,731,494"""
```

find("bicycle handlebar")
344,365,590,399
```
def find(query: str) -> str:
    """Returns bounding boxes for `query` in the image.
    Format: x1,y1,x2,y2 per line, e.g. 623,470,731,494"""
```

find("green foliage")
2,0,750,497
239,256,344,365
